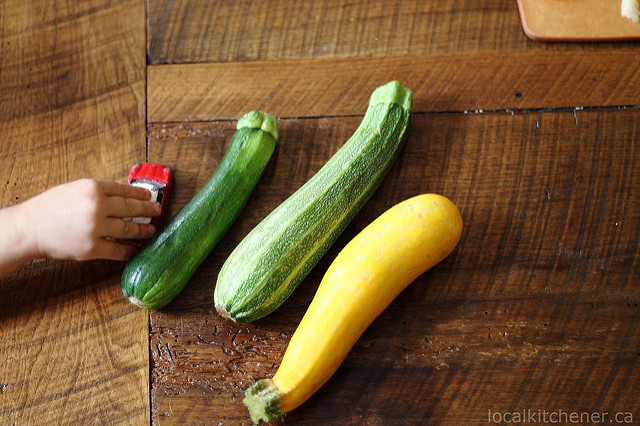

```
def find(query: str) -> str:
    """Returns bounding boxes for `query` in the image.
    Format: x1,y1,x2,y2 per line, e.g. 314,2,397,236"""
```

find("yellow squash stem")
243,194,463,423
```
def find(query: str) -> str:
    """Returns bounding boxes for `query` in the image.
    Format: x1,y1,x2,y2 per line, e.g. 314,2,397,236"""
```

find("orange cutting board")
517,0,640,40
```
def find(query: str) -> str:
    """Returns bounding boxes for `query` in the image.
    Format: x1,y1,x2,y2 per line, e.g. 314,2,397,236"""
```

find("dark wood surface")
147,112,640,424
1,0,639,424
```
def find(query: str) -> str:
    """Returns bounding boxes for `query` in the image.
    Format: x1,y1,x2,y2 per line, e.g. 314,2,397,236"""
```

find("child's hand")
20,179,161,261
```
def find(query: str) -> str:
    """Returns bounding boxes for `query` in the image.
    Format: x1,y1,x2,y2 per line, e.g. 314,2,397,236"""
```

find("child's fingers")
106,196,161,219
98,179,152,200
102,218,156,240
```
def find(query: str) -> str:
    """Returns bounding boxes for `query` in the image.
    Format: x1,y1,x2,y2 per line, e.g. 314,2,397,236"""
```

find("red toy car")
125,162,173,235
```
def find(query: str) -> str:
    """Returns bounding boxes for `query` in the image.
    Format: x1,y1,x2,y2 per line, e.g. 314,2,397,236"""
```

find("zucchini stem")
243,379,283,424
127,295,146,308
215,305,236,322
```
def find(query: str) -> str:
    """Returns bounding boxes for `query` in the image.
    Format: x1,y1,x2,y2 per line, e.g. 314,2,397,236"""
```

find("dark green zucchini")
214,81,413,323
122,111,278,309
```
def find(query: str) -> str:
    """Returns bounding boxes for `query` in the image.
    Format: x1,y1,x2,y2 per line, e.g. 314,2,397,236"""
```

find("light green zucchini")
214,81,413,322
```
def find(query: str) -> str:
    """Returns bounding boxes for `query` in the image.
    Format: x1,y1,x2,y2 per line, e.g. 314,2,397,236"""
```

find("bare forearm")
0,203,38,279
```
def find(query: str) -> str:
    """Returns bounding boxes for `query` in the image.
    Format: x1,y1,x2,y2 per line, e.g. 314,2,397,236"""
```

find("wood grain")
0,0,149,423
146,0,632,65
2,1,635,424
147,110,639,424
147,50,640,123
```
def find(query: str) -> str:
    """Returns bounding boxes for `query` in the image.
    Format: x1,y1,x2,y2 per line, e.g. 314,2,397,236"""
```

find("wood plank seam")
146,104,640,127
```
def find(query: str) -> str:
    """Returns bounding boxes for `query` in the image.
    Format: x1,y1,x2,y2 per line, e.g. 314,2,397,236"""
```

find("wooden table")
1,1,638,424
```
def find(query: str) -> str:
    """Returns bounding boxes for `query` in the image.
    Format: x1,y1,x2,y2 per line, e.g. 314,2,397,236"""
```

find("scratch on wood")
196,334,225,348
166,343,174,361
197,334,214,344
573,107,583,126
231,330,240,351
